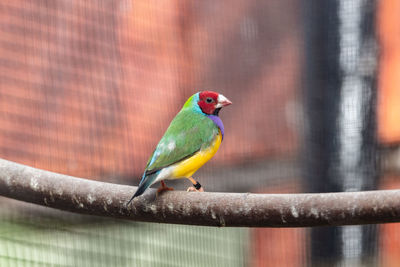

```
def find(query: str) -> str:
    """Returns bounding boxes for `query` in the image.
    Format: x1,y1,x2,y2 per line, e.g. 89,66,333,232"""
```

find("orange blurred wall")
378,0,400,144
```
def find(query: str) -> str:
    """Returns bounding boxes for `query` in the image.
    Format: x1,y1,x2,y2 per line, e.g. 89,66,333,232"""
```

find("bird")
127,91,232,204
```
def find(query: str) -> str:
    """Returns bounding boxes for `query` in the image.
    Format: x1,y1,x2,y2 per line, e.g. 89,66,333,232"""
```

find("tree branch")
0,158,400,227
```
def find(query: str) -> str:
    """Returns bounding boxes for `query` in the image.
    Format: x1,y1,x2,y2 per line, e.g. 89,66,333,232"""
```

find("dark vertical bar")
303,0,342,264
303,0,378,265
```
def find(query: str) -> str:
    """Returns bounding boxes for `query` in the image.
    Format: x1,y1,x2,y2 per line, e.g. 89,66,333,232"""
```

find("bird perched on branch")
127,91,232,203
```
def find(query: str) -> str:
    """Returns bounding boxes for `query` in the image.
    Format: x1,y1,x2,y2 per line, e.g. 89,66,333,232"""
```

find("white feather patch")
167,141,176,151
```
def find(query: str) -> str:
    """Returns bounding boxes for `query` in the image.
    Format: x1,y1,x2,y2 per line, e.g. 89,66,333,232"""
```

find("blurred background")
0,0,399,266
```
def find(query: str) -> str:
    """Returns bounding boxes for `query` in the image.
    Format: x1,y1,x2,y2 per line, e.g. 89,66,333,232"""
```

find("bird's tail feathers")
127,172,158,205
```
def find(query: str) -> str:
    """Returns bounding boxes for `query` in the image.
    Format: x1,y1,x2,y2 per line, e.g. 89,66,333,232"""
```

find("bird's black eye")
206,97,213,103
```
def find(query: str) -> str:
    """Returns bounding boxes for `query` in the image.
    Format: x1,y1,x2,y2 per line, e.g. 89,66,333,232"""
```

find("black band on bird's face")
213,108,221,116
194,181,202,190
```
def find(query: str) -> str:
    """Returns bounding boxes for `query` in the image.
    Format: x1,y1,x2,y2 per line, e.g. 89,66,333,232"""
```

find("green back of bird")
145,108,219,174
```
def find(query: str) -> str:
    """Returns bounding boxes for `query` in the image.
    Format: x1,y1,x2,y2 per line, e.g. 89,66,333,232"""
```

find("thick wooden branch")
0,158,400,227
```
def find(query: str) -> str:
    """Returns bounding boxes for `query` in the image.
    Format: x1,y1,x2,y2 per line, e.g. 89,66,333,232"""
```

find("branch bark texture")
0,158,399,227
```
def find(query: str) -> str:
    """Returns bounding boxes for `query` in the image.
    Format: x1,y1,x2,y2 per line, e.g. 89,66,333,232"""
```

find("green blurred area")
0,199,248,267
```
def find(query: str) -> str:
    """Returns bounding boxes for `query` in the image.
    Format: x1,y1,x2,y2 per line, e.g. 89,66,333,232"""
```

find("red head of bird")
198,91,232,116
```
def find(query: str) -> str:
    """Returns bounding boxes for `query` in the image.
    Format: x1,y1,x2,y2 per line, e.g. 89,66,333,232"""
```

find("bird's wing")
142,109,218,180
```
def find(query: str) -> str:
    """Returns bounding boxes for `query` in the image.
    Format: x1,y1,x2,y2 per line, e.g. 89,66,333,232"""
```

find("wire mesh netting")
0,0,399,266
0,199,248,267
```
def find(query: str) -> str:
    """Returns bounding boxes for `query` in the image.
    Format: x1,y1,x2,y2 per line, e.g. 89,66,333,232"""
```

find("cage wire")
0,0,398,266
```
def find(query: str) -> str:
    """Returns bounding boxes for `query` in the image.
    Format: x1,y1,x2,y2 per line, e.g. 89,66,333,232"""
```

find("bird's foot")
186,177,204,192
156,181,174,196
187,186,204,192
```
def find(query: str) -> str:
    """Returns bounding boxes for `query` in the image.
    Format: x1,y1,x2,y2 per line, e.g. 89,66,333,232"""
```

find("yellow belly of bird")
172,131,222,178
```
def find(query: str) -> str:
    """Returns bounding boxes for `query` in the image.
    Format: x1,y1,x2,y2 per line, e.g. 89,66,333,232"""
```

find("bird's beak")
216,94,232,108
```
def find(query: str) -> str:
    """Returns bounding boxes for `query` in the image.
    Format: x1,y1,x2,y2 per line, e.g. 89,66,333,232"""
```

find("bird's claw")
157,186,174,194
187,186,204,192
156,181,174,196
